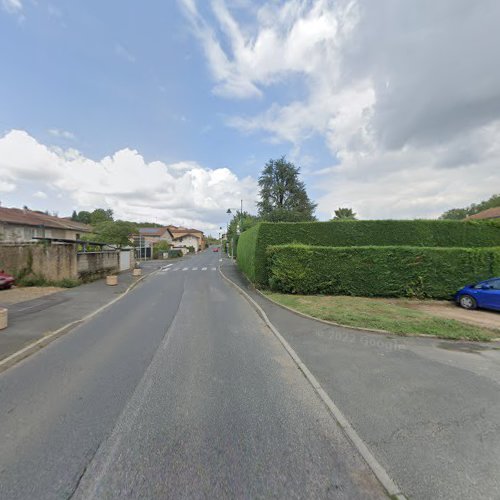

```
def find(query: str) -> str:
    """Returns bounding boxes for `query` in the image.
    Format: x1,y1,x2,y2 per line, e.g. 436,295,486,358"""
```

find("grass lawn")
264,293,500,341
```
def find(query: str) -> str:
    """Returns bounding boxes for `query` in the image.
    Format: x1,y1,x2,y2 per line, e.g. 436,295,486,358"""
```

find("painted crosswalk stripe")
182,267,188,271
202,267,207,270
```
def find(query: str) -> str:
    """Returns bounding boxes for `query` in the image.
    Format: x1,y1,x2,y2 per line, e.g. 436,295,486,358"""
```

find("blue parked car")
455,278,500,311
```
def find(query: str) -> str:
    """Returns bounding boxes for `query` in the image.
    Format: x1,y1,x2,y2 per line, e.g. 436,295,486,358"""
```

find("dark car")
455,278,500,311
0,270,15,290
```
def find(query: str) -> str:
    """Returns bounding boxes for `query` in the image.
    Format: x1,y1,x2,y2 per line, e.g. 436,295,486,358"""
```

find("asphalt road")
0,250,386,499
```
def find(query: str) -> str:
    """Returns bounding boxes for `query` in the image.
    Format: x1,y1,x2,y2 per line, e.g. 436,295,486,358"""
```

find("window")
489,279,500,290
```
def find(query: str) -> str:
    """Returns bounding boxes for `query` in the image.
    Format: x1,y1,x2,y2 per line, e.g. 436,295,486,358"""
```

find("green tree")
71,210,78,221
91,220,134,246
440,194,500,220
332,208,357,220
90,208,114,225
74,211,92,224
257,157,316,222
153,240,171,259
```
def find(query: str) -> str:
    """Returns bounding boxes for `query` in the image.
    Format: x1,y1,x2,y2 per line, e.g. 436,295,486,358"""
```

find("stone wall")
77,251,119,280
0,243,77,281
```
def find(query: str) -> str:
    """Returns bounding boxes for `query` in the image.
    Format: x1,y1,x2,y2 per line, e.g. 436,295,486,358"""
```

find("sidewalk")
0,261,163,363
221,258,500,500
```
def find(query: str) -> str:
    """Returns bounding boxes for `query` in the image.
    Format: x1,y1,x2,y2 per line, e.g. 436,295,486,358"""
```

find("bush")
168,249,183,258
237,220,500,286
267,244,500,299
16,273,47,287
54,278,80,288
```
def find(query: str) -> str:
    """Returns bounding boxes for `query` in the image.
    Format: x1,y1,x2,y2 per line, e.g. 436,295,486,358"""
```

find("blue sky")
1,0,499,234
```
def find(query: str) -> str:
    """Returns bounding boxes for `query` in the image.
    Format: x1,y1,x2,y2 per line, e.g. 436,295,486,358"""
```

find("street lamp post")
226,200,243,259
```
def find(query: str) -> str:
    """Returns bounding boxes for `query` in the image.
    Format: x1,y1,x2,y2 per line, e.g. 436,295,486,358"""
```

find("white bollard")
0,308,7,330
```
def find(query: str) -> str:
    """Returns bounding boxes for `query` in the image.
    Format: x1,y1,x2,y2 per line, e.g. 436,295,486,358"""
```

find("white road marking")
219,259,222,262
212,267,216,271
192,267,198,271
173,268,180,271
166,263,173,267
182,267,188,271
202,267,207,271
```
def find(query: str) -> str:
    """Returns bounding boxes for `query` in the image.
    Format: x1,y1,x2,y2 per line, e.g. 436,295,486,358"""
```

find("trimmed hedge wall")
237,220,500,285
267,244,500,299
236,224,259,281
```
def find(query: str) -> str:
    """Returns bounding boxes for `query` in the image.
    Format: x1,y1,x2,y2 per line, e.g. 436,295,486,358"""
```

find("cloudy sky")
1,0,499,233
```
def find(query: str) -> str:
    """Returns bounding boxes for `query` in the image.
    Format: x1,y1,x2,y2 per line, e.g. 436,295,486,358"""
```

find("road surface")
0,250,386,499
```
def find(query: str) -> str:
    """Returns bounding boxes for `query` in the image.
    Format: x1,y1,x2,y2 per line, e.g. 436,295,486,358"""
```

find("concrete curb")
219,265,407,500
0,270,156,374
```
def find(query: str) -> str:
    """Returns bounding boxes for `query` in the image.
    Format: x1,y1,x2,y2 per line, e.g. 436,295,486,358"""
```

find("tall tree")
257,157,316,222
71,210,78,221
75,211,92,224
90,208,114,225
332,208,357,220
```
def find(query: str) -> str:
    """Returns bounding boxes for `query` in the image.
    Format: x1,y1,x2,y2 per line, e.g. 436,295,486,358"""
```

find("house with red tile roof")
135,225,205,253
467,207,500,220
0,206,91,242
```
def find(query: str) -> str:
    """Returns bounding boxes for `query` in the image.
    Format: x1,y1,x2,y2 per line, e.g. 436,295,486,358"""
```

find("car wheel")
459,295,477,310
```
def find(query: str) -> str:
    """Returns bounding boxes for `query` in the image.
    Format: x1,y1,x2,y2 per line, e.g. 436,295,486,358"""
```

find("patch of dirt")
0,286,63,306
385,298,500,331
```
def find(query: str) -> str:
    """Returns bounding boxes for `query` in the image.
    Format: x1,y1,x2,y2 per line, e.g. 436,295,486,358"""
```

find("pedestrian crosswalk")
160,266,218,272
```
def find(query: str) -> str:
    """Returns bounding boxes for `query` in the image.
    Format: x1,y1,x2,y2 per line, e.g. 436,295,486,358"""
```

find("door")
477,279,500,310
119,250,131,271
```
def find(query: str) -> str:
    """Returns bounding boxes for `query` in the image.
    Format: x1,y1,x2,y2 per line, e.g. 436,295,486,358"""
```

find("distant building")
467,207,500,220
0,206,91,242
134,225,205,255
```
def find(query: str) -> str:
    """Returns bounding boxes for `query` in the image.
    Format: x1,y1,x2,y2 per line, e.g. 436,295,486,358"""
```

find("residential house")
135,225,205,254
0,206,91,242
169,226,205,252
467,207,500,221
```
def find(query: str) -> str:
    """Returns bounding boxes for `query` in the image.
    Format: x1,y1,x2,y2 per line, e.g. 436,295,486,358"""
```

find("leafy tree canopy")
90,208,114,225
88,220,135,246
332,207,357,220
257,157,316,222
440,193,500,220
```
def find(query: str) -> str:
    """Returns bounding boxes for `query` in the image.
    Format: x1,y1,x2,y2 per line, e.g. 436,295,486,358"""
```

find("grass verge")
264,293,499,341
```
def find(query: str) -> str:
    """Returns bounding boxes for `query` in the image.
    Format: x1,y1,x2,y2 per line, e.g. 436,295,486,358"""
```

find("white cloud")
1,0,22,14
48,128,76,140
0,130,257,233
33,191,48,199
184,0,500,219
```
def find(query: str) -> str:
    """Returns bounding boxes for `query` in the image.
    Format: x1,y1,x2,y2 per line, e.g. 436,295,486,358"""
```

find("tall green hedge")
237,220,500,285
236,224,259,280
267,244,500,299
